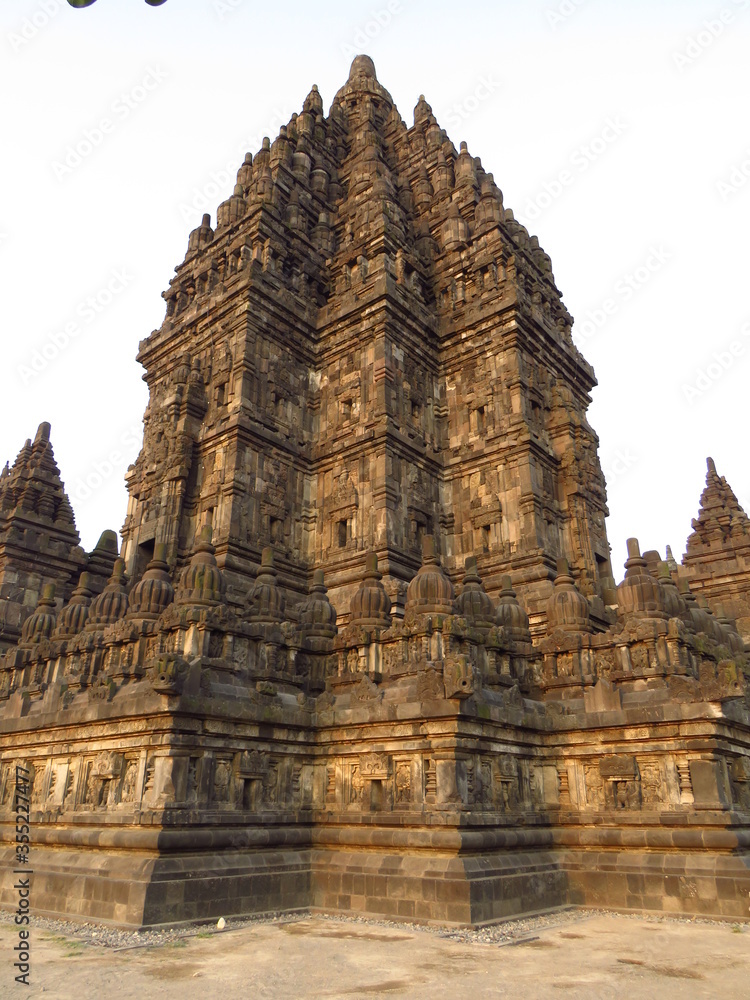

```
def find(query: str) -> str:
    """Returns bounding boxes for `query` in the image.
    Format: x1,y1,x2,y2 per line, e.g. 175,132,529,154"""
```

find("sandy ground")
1,912,748,1000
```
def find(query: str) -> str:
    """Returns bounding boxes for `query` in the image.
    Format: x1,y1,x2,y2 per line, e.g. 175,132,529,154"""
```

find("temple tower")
0,423,84,651
682,457,750,640
121,56,613,632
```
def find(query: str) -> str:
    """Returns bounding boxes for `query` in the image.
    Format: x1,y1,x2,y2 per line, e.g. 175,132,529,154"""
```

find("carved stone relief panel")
600,756,641,810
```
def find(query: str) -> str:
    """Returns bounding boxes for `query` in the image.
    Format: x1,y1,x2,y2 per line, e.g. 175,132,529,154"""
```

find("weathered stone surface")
0,58,748,929
682,458,750,642
0,423,86,651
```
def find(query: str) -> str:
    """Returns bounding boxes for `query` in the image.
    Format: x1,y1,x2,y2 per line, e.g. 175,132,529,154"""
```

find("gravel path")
1,904,741,951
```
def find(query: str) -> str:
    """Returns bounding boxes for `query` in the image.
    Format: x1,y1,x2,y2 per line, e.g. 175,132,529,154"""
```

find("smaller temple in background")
682,457,750,641
0,422,117,654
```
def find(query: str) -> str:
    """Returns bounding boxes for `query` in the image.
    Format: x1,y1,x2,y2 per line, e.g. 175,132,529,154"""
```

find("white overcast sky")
2,0,749,579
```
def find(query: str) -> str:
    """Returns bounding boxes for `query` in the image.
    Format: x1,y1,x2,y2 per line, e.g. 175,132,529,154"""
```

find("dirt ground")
1,912,748,1000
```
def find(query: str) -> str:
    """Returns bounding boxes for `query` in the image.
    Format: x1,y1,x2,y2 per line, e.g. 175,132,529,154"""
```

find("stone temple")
1,57,748,928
